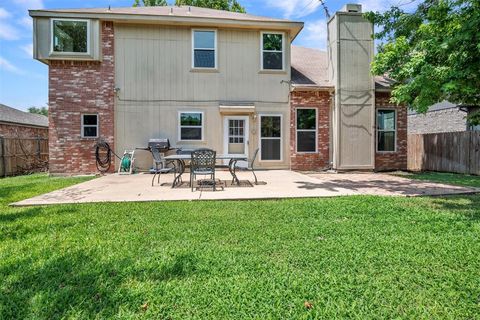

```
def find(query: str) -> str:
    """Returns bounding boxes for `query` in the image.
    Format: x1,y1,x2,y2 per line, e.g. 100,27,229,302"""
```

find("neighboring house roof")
0,104,48,128
408,101,458,115
290,46,394,90
29,6,304,39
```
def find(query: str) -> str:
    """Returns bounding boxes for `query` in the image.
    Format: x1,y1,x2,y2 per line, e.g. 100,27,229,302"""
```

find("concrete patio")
11,170,479,206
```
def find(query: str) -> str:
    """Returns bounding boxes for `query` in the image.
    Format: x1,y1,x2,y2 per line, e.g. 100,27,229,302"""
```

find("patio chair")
151,147,175,186
234,148,259,185
190,148,217,191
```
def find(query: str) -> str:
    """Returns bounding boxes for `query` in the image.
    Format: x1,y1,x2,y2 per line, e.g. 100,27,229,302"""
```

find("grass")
1,174,479,319
398,171,480,188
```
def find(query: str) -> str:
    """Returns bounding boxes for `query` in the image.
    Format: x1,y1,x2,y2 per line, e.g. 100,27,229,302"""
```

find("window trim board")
191,28,218,70
178,111,205,142
258,113,283,162
260,31,285,71
376,108,397,153
295,107,318,154
50,18,91,55
81,113,99,138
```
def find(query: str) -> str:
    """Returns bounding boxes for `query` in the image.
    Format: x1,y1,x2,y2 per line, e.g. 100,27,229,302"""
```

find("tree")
133,0,168,6
133,0,246,13
27,106,48,117
364,0,480,125
174,0,245,12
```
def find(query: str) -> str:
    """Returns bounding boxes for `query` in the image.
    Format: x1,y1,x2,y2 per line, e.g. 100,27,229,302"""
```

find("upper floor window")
261,32,284,70
52,19,89,54
192,30,217,69
377,109,396,152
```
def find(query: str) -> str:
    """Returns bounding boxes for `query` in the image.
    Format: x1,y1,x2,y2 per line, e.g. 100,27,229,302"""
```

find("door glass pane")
297,131,316,152
261,139,281,160
228,118,245,154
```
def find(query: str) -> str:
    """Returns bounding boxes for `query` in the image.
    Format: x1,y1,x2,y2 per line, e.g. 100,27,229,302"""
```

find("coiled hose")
94,140,121,173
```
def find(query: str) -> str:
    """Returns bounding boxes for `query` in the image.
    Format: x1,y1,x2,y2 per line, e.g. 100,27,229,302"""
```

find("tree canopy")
133,0,245,13
365,0,480,124
27,107,48,117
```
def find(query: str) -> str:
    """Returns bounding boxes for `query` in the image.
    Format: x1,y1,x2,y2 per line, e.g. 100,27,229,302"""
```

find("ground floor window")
260,115,281,161
377,109,396,152
179,112,203,141
81,114,98,138
296,108,317,152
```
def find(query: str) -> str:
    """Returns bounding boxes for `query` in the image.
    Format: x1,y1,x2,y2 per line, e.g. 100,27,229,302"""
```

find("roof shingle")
30,5,298,23
291,45,394,90
0,104,48,128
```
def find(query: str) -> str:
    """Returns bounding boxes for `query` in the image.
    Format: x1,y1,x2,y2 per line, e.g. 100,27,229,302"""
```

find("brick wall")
0,123,48,139
290,90,331,171
375,92,407,171
48,21,115,175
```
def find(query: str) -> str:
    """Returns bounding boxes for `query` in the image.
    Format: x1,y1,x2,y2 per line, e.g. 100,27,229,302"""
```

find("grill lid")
148,138,170,150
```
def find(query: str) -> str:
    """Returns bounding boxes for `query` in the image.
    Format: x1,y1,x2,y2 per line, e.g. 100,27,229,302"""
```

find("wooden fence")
408,131,480,175
0,136,48,177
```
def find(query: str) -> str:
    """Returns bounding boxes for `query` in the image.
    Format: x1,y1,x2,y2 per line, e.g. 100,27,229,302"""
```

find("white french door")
223,116,249,167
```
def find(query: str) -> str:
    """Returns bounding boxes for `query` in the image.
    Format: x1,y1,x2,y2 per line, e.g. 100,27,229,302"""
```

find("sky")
0,0,403,111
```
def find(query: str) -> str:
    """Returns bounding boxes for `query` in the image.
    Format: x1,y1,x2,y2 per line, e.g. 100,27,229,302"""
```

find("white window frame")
81,114,98,138
191,29,217,69
260,31,285,71
376,109,397,152
296,108,318,153
178,111,204,141
50,18,91,55
258,114,283,162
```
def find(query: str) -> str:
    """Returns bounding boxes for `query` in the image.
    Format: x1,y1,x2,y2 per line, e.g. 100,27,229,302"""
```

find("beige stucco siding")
114,24,291,170
329,13,375,169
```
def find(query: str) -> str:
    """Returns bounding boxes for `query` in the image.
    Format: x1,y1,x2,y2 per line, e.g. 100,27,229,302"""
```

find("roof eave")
29,10,304,38
291,84,334,92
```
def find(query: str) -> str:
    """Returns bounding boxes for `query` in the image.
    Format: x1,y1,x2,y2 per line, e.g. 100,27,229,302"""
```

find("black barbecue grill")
148,138,171,152
147,138,176,185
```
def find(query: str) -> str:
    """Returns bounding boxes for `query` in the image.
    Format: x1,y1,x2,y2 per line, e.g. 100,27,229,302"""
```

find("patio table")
164,154,247,188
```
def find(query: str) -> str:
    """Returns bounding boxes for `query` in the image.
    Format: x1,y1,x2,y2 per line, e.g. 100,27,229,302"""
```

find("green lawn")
398,171,480,188
1,174,479,319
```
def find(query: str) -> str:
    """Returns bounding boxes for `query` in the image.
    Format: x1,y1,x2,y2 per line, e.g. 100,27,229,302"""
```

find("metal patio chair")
190,148,217,191
234,148,259,185
151,147,175,186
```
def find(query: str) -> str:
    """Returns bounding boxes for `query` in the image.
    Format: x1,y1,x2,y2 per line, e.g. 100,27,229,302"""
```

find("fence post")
0,136,5,177
36,135,41,160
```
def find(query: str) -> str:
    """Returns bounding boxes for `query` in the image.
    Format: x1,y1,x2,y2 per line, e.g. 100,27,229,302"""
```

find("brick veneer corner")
290,90,331,171
48,21,115,175
375,92,408,171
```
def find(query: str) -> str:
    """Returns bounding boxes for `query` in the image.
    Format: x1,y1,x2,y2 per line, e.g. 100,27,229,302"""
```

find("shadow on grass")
429,195,480,221
0,207,44,223
0,251,199,318
294,178,472,195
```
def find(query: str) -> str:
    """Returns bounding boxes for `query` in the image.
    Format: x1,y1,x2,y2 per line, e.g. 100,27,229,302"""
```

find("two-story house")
29,4,407,175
